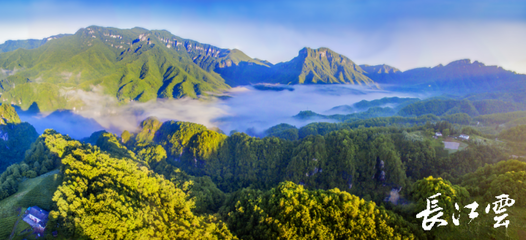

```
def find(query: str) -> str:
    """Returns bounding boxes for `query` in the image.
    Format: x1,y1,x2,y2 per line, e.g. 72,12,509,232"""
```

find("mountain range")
0,25,524,112
359,60,526,94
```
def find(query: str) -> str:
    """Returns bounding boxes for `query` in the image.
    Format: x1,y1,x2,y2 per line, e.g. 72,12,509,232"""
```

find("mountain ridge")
0,34,70,53
360,58,526,94
1,25,525,112
0,26,382,111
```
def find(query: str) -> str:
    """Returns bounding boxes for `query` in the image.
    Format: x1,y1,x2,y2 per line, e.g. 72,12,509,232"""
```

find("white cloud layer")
19,85,415,139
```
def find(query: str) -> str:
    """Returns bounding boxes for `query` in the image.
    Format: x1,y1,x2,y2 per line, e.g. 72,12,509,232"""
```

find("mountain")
353,97,420,111
0,34,70,53
0,26,379,112
0,26,234,111
268,47,376,85
360,64,400,74
326,97,420,114
0,103,20,124
3,26,523,113
359,64,401,84
0,104,39,172
191,48,272,86
398,98,526,117
199,47,378,86
362,59,526,94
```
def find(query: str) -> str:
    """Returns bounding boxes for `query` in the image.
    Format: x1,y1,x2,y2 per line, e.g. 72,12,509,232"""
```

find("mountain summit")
268,47,375,85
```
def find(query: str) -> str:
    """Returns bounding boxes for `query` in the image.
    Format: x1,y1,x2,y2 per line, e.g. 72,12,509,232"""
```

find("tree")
412,176,469,225
442,128,450,137
51,139,234,239
224,181,416,240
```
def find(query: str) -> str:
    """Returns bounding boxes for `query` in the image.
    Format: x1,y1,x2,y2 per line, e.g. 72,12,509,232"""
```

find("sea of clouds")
18,84,417,139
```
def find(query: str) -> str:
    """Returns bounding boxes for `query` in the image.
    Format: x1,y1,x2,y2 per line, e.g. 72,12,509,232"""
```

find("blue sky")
1,0,526,73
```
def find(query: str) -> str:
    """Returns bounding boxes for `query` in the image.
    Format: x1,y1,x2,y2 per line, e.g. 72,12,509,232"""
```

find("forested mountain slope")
0,26,232,111
1,111,525,239
0,104,39,172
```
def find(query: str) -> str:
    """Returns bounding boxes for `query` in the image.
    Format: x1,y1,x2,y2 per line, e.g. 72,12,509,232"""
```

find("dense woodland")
1,96,526,239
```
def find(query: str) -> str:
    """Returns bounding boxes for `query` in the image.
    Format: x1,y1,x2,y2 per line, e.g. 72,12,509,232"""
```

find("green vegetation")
412,176,470,220
0,170,62,240
2,24,526,239
264,123,299,140
0,27,388,112
462,160,526,206
294,114,463,138
295,102,477,127
80,130,107,145
0,104,39,172
223,181,418,239
50,141,233,239
121,118,507,204
500,125,526,142
0,122,39,172
0,115,524,239
0,26,231,111
267,47,377,85
295,106,397,122
2,25,526,113
353,97,420,111
2,88,526,238
399,99,476,117
432,159,526,240
0,130,74,201
0,34,70,53
0,104,20,124
399,99,526,117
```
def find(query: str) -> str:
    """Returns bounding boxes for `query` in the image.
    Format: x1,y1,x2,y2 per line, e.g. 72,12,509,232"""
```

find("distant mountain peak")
360,64,400,74
447,59,471,66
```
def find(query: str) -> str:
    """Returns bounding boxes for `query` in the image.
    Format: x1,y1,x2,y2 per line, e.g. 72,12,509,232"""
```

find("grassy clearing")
442,137,469,154
0,169,61,240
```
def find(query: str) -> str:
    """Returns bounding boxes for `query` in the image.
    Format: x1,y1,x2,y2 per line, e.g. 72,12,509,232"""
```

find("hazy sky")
1,0,526,73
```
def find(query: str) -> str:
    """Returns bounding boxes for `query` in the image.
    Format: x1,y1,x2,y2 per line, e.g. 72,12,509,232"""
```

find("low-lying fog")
17,84,417,139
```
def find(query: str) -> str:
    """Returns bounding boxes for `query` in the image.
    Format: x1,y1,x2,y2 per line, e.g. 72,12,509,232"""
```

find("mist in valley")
17,84,417,139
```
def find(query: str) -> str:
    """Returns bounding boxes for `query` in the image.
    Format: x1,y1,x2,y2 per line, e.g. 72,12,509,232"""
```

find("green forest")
1,101,526,240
